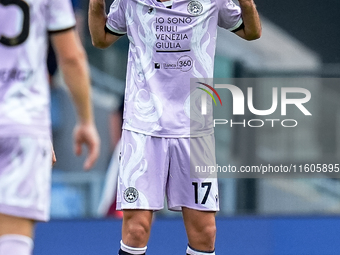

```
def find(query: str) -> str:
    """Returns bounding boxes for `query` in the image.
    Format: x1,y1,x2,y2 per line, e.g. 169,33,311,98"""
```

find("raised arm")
51,29,100,170
88,0,121,49
234,0,261,40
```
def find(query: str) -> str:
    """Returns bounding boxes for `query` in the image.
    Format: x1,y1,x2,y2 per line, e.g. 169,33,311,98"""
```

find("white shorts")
116,130,219,212
0,136,52,221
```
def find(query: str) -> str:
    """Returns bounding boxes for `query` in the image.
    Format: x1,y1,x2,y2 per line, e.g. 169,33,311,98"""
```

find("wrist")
77,117,95,126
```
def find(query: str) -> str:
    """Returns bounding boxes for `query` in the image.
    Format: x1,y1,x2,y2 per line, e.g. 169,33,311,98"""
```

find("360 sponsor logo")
155,55,193,72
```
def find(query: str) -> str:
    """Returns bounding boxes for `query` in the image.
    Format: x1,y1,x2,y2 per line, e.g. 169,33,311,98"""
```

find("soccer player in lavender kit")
89,0,260,254
0,0,100,254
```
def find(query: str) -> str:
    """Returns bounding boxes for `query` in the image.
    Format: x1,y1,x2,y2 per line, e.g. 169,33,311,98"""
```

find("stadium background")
35,0,340,254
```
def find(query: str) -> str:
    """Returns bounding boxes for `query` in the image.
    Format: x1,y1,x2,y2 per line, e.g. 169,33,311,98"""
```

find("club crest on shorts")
124,187,139,203
187,1,203,16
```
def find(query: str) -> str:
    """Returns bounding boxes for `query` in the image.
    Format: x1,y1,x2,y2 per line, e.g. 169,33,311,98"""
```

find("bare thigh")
0,213,34,238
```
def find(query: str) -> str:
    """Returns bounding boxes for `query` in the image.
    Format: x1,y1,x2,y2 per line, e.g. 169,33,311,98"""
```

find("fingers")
83,140,100,170
52,150,57,166
73,124,100,170
51,142,57,166
74,139,82,156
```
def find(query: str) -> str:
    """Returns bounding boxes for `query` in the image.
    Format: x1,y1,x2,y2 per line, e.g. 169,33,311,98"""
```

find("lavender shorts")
117,130,219,211
0,136,52,221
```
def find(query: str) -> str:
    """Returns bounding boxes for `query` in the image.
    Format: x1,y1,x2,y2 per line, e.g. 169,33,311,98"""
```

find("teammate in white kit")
0,0,100,254
89,0,260,254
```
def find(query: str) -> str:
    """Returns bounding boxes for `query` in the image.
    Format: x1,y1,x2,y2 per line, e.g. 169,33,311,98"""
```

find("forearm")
238,0,261,40
89,0,111,48
60,52,94,124
65,58,100,171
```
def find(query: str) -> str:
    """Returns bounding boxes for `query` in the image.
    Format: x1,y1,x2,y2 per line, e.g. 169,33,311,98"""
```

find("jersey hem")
116,203,164,211
123,126,214,138
228,17,243,31
105,23,127,35
105,26,125,36
0,204,49,222
168,204,219,212
48,25,76,34
0,126,51,138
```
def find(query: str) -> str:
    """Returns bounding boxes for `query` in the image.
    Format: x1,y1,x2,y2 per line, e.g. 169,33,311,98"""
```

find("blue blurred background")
34,216,340,255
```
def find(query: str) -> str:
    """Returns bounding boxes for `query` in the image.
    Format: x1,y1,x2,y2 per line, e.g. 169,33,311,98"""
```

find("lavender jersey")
0,0,76,138
106,0,242,137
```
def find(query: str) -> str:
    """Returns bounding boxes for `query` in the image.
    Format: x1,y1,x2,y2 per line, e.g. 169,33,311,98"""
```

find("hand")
73,122,100,170
52,144,57,166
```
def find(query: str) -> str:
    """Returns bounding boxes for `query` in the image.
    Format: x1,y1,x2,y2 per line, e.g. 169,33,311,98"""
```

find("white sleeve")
106,0,127,35
217,0,243,31
46,0,76,32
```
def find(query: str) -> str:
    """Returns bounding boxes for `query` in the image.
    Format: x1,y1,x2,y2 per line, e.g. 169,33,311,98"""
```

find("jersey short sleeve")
106,0,127,35
217,0,243,31
46,0,76,32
